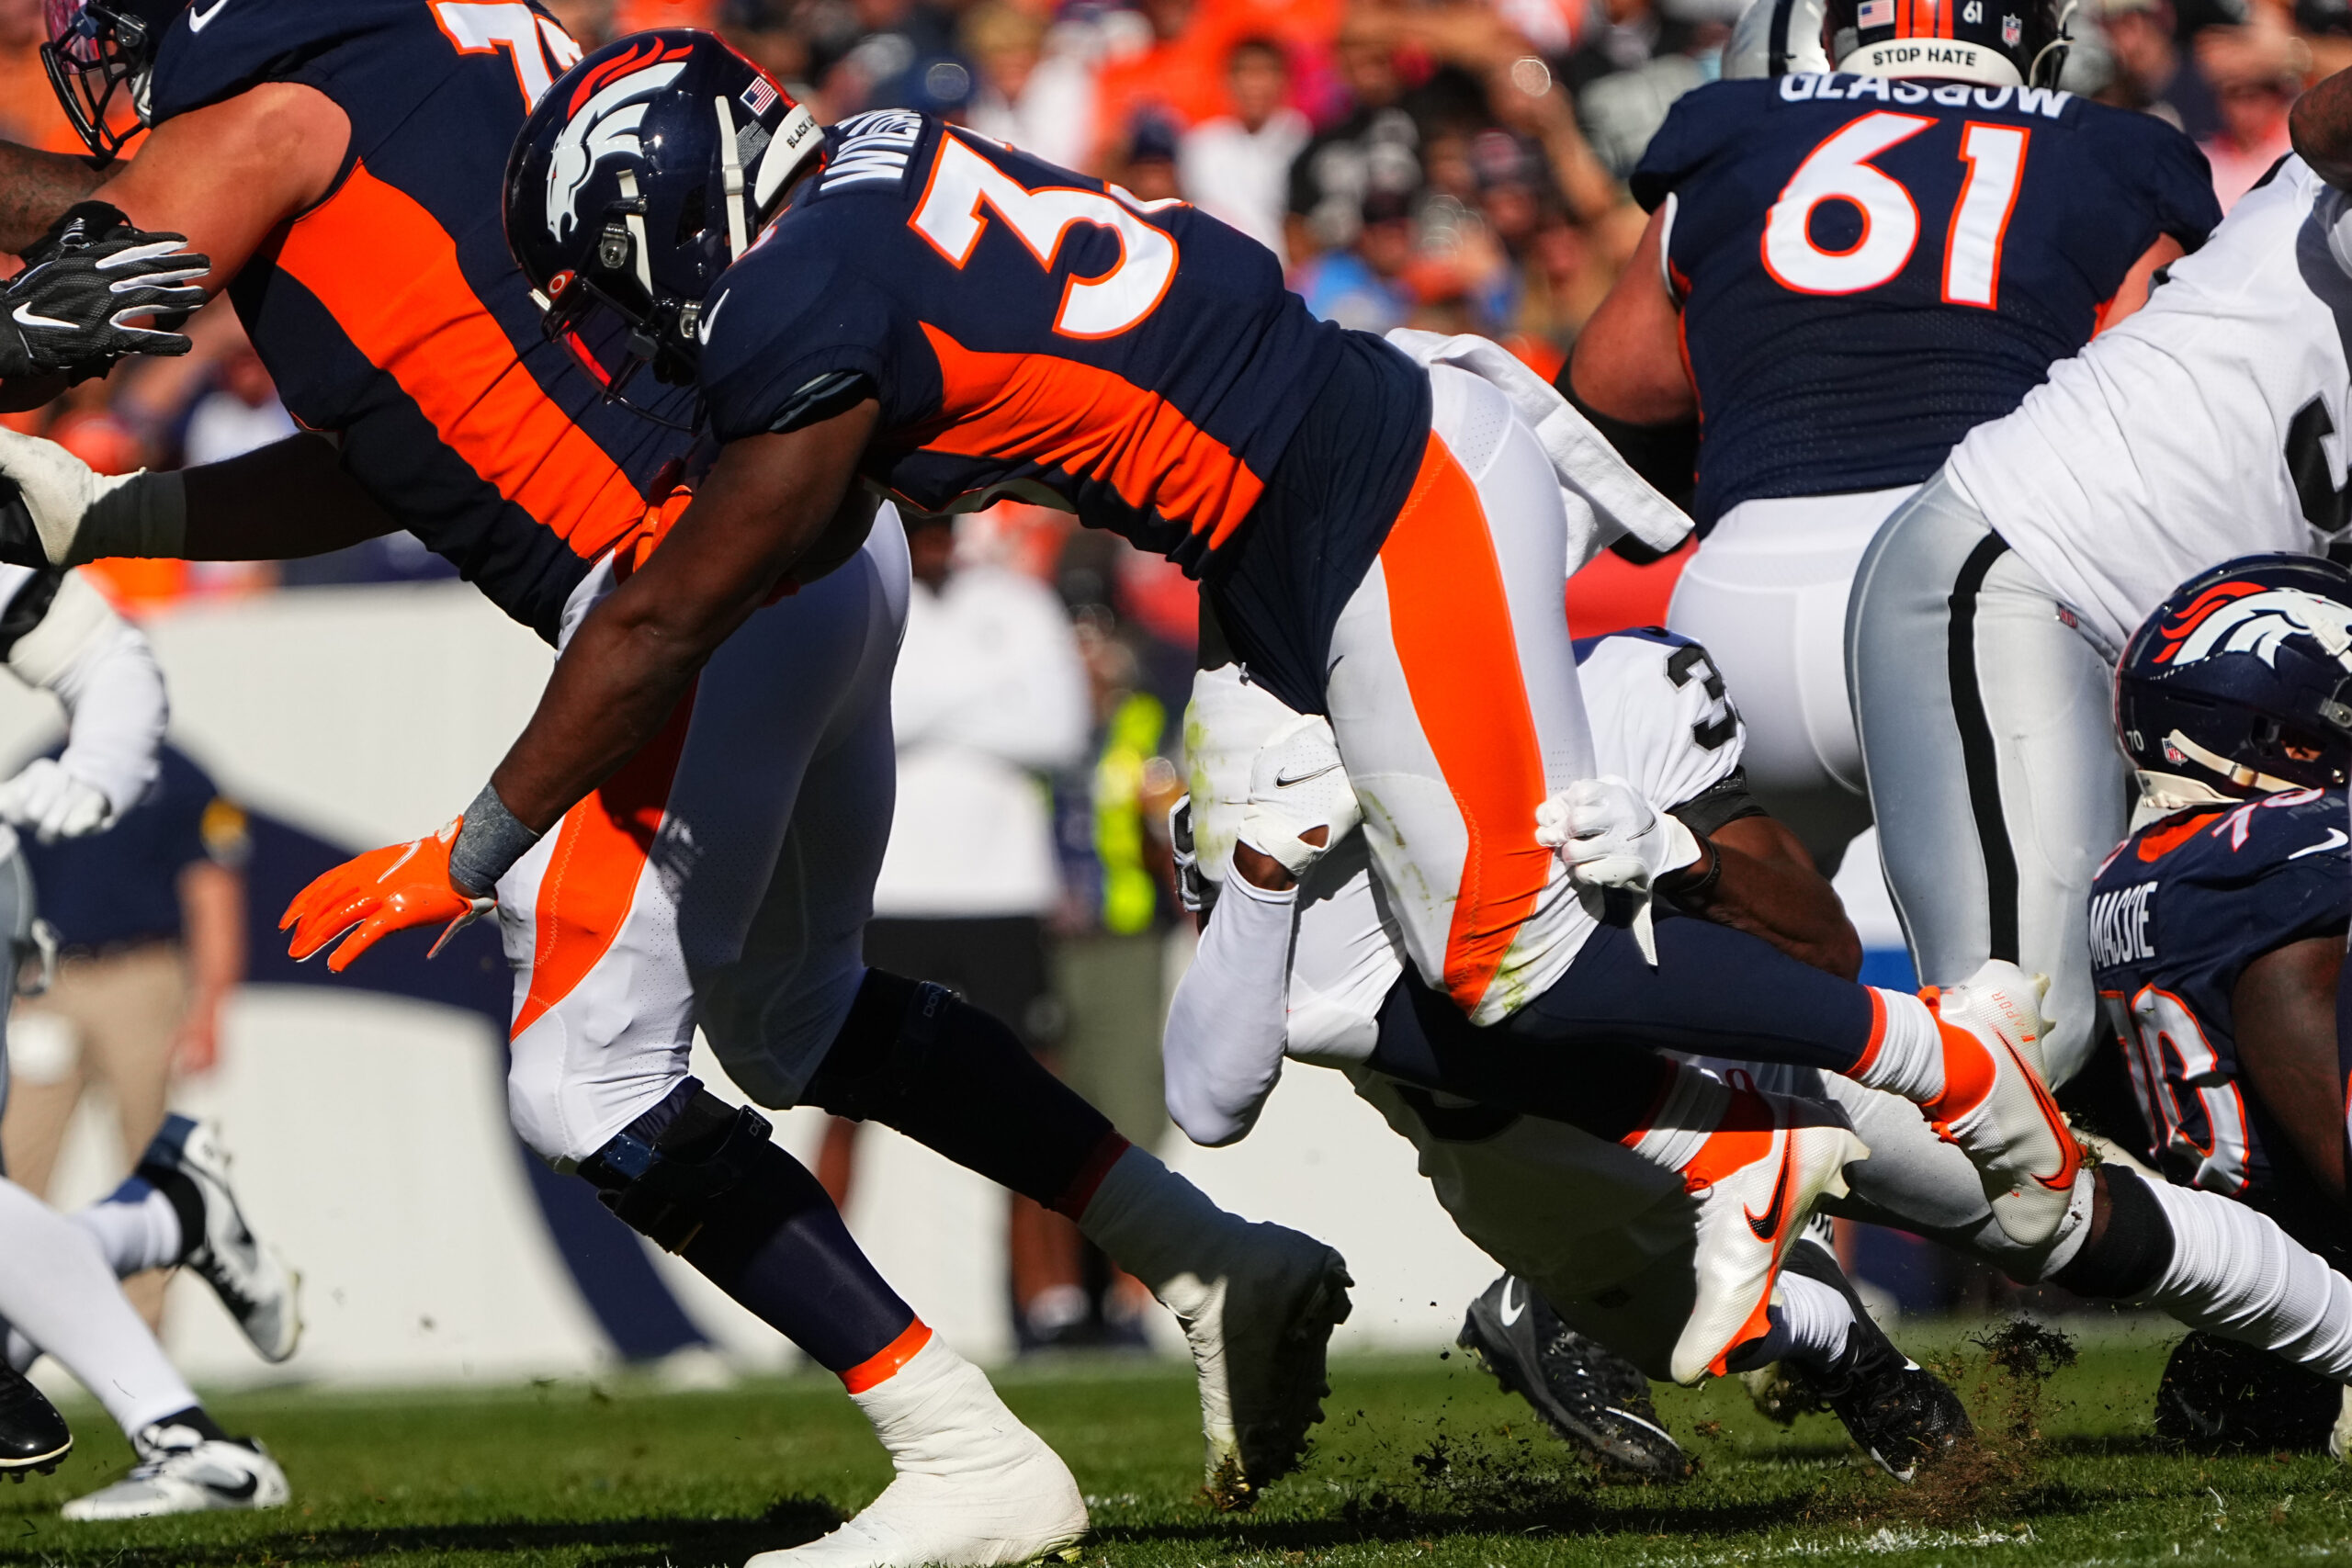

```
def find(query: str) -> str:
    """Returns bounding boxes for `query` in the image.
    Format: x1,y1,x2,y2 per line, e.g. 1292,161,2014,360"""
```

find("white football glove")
0,757,113,842
0,423,185,569
1535,774,1701,965
1237,713,1362,876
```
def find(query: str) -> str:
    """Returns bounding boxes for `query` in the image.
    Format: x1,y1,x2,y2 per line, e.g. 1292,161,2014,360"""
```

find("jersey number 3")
1761,112,2029,308
911,134,1178,340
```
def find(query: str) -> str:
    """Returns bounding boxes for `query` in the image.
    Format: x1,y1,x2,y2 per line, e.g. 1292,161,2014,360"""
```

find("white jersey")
1946,156,2351,653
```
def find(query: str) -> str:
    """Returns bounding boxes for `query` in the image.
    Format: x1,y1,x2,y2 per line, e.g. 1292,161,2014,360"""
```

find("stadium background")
0,0,2317,1386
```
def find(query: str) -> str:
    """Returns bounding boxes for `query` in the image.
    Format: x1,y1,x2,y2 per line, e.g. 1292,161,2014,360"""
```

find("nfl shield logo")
2002,13,2022,43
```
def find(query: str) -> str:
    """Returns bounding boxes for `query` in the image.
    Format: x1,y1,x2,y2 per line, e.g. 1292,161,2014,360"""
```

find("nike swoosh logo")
2004,1038,2080,1192
2292,828,2348,860
187,0,230,30
697,290,728,345
11,304,73,331
208,1472,259,1502
1743,1134,1793,1243
1497,1280,1525,1326
1274,761,1341,788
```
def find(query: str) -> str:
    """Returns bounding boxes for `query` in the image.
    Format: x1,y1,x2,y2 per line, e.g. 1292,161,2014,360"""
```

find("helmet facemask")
41,0,162,164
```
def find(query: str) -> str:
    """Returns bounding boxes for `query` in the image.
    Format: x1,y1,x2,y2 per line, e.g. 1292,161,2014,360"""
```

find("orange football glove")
280,817,498,973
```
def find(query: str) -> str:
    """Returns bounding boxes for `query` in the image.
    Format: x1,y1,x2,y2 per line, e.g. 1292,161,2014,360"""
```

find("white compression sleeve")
2135,1177,2352,1382
9,573,166,818
0,1177,197,1435
1163,874,1295,1146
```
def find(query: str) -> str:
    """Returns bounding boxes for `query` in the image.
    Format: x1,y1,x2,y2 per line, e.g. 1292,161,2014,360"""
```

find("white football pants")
1324,365,1599,1026
1848,471,2128,1088
500,515,910,1166
1665,486,1916,876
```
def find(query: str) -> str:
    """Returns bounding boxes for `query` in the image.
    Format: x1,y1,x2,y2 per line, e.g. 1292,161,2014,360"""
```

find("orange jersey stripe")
917,323,1264,547
274,161,650,562
511,688,697,1039
1377,435,1555,1014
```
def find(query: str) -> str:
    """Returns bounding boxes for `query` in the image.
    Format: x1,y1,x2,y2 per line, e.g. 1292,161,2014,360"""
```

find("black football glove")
0,202,209,381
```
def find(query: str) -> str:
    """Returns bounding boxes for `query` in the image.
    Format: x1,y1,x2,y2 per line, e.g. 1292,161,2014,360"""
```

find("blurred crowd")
0,0,2343,1338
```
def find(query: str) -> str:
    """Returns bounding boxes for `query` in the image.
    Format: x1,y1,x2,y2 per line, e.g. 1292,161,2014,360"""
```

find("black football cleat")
2154,1329,2344,1453
0,1360,70,1480
1458,1273,1689,1481
1779,1241,1971,1481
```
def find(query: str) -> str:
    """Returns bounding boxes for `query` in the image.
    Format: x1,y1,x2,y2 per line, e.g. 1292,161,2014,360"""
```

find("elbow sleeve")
9,572,165,817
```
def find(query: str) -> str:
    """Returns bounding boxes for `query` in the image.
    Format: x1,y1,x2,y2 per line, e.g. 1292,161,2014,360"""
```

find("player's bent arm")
1163,870,1295,1146
0,571,166,838
2232,935,2347,1205
2096,236,2188,333
90,85,349,294
484,400,881,844
2292,65,2352,193
1562,204,1698,509
1565,205,1695,427
0,141,105,255
1673,814,1863,981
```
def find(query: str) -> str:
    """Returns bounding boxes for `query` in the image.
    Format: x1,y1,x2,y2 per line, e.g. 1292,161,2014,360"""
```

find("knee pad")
580,1086,775,1253
2051,1165,2174,1302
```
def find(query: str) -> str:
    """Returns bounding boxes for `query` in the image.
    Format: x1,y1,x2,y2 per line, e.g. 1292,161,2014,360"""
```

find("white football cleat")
1919,962,2081,1250
1630,1068,1869,1386
747,1336,1086,1568
138,1115,302,1362
1157,1220,1352,1499
62,1421,288,1520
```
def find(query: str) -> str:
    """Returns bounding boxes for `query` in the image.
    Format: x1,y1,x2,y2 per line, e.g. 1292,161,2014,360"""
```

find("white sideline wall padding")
14,583,1497,1389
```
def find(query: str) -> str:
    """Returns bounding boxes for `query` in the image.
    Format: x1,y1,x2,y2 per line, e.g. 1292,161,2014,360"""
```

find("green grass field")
7,1319,2348,1568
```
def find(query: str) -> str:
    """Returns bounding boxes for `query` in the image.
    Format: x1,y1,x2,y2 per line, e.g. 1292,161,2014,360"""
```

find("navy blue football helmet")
41,0,187,163
2115,553,2352,805
504,29,821,403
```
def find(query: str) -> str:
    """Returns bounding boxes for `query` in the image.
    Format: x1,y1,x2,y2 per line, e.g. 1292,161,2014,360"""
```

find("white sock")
74,1180,184,1276
853,1334,1012,1462
1077,1145,1237,1292
1849,989,1946,1103
0,1177,199,1435
1623,1060,1733,1172
2136,1177,2352,1381
1772,1271,1857,1374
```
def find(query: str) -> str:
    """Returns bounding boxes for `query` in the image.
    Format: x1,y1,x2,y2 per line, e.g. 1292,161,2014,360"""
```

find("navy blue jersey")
2089,790,2349,1231
146,0,695,642
698,112,1426,712
1632,75,2219,529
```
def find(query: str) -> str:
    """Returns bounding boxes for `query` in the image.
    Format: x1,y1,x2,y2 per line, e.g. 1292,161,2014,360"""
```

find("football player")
1177,615,2352,1475
285,31,2086,1295
0,6,1353,1554
2090,554,2352,1452
1170,628,1965,1483
1846,92,2352,1096
0,560,298,1516
1564,0,2217,873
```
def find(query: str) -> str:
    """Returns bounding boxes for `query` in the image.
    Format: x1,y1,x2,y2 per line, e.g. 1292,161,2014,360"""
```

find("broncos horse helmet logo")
2153,583,2352,671
544,39,693,241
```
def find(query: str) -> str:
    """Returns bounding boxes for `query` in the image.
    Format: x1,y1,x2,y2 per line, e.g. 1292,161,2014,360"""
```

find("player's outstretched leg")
1456,1275,1688,1481
66,1115,302,1363
806,972,1352,1501
0,1361,69,1480
0,1178,286,1519
2052,1165,2352,1389
578,1081,1085,1566
1420,914,2081,1251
